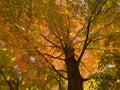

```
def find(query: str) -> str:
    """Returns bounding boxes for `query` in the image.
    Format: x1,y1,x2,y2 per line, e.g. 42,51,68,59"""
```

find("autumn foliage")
0,0,120,90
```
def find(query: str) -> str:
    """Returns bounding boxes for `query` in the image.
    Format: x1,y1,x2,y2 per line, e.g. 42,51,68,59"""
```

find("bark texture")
64,46,84,90
67,60,84,90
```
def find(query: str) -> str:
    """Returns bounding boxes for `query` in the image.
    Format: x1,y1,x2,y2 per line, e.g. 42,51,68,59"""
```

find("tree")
0,0,120,90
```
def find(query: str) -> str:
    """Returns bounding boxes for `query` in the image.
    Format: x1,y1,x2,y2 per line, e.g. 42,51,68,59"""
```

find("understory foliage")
0,0,120,90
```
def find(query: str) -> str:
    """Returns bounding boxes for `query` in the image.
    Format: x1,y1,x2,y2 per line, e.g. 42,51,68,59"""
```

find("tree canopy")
0,0,120,90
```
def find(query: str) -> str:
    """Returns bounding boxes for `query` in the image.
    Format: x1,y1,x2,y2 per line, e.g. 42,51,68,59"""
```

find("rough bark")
66,60,84,90
64,46,84,90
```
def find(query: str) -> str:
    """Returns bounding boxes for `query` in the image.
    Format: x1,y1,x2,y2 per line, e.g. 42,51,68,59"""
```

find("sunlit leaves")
0,46,20,90
0,0,120,90
91,72,120,90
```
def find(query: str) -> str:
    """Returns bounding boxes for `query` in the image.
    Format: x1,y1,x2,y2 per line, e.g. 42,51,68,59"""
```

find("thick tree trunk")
64,46,84,90
66,59,84,90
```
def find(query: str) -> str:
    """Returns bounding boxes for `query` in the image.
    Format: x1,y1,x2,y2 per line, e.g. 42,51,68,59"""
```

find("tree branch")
57,69,67,73
78,20,91,63
80,61,92,75
77,0,109,63
40,34,62,49
35,49,68,80
91,0,108,21
44,53,65,60
52,19,65,48
52,66,68,80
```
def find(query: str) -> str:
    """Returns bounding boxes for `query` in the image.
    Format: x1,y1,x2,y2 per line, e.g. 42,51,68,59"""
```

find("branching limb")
52,66,68,80
72,24,86,41
57,70,67,73
52,20,65,48
36,49,49,63
40,34,62,49
80,61,92,75
35,49,68,80
73,40,85,46
77,0,108,63
78,20,91,63
91,0,108,21
44,53,65,60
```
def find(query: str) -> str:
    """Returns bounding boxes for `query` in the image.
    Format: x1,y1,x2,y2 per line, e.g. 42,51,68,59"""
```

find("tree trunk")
66,59,84,90
64,46,84,90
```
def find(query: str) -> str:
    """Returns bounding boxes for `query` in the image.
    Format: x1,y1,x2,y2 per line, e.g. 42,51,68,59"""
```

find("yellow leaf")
11,57,16,61
2,48,7,51
22,81,25,85
7,76,10,80
26,88,29,90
